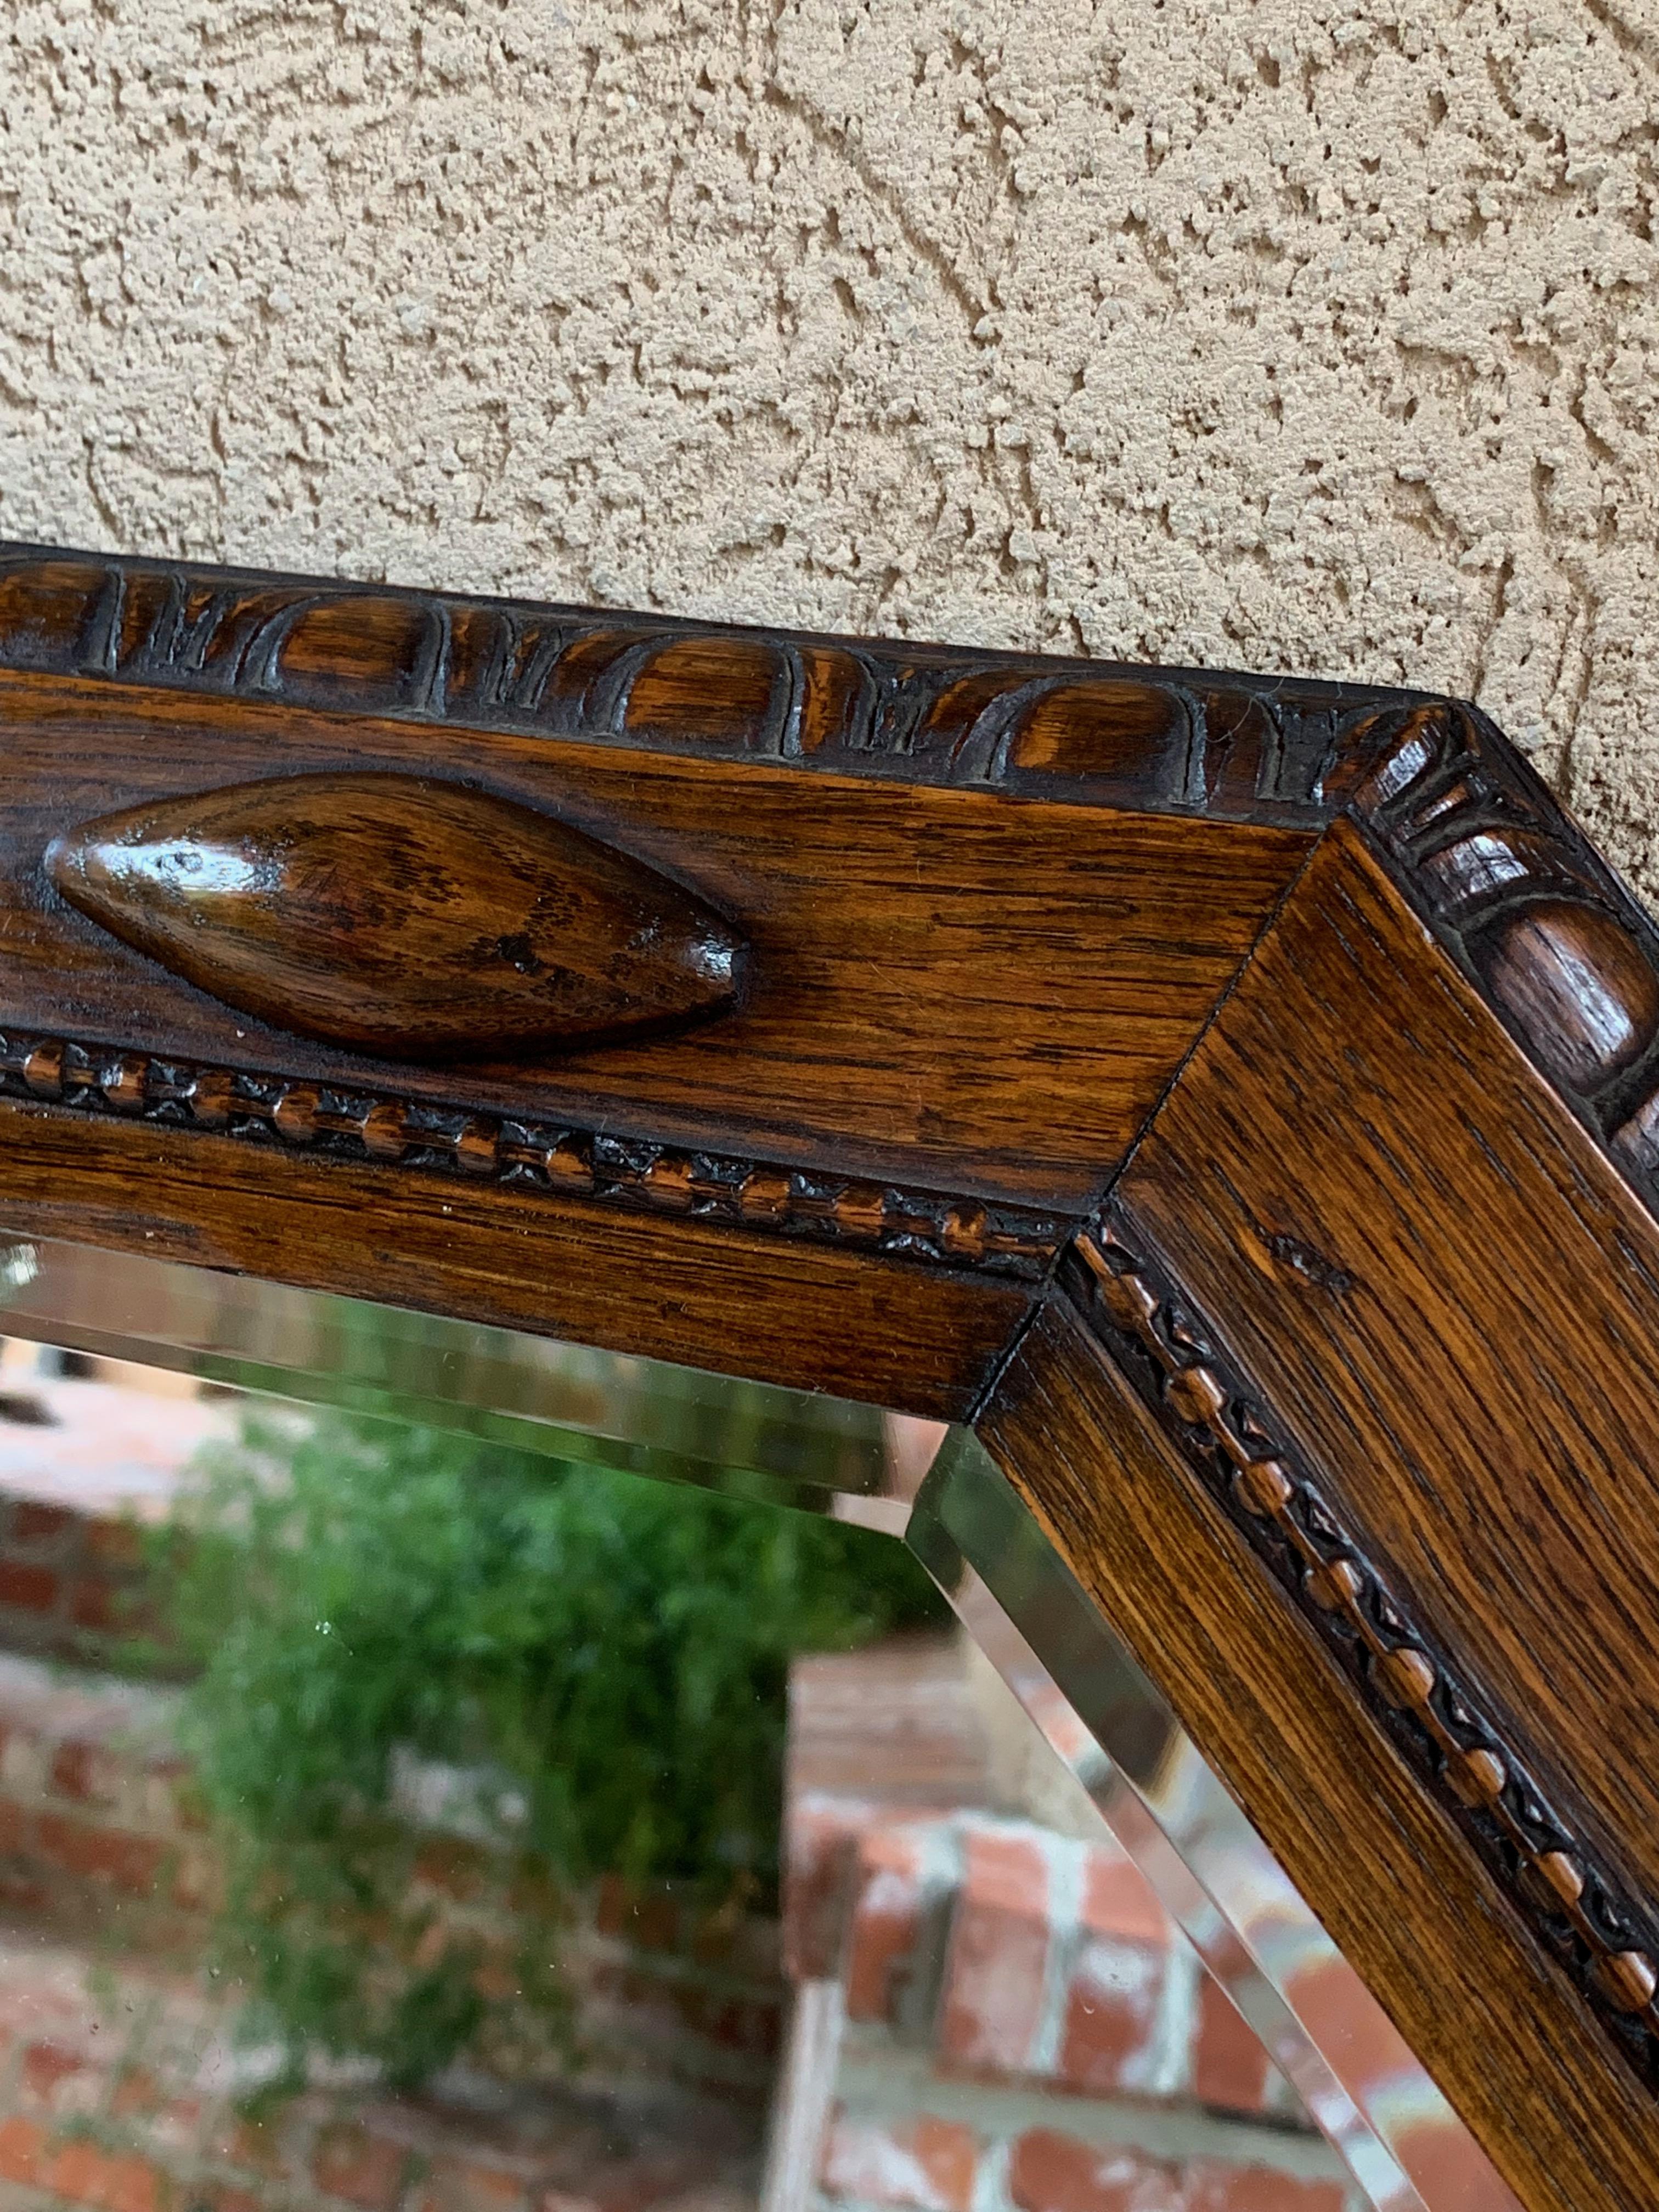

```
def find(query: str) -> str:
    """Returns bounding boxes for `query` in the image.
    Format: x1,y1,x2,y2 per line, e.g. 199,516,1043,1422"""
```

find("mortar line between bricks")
969,2132,1013,2212
1144,1936,1203,2103
1024,1833,1079,2080
831,2039,1357,2181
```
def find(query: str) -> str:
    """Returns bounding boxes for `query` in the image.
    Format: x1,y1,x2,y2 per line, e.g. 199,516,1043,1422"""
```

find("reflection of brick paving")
0,1650,772,2212
0,1643,784,2097
0,1369,232,1675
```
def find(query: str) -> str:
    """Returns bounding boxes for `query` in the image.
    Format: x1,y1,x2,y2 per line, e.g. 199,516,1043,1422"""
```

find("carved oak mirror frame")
0,543,1654,2212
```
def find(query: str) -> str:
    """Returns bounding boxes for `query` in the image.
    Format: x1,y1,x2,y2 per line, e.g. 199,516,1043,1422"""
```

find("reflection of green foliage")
157,1408,943,2093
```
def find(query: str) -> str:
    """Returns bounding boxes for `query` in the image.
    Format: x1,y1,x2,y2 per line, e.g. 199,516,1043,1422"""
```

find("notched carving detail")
0,1026,1060,1281
1070,1215,1659,2094
1329,699,1659,1207
0,547,1382,822
46,772,746,1062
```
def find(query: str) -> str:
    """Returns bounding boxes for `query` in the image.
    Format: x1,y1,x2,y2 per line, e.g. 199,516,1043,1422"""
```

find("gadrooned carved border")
0,544,1402,822
0,1029,1061,1282
1066,1212,1659,2096
1328,697,1659,1221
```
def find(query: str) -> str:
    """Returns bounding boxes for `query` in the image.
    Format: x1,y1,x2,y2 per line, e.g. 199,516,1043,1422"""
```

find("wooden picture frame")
0,540,1655,2211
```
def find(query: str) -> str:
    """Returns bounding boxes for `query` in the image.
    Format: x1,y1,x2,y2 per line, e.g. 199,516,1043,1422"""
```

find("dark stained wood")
47,771,746,1060
0,1097,1024,1419
0,1028,1061,1285
1110,822,1659,2091
975,1297,1658,2212
0,667,1312,1210
1329,697,1659,1219
0,543,1398,821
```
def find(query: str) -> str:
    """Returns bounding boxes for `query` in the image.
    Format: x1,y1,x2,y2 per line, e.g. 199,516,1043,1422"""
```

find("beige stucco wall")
2,0,1657,887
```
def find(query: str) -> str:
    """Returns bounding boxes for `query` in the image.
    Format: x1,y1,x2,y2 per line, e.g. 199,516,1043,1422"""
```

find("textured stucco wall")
3,0,1658,887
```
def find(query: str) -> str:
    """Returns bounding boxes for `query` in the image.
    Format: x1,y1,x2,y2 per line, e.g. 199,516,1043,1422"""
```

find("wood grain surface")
0,666,1311,1210
977,1297,1657,2212
1116,821,1659,2013
0,1097,1025,1417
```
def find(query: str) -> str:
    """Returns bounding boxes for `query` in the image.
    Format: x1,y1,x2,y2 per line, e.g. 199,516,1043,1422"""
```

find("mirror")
0,1235,1513,2211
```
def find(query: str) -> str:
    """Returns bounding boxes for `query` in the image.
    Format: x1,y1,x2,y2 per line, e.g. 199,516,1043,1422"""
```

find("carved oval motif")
45,772,746,1062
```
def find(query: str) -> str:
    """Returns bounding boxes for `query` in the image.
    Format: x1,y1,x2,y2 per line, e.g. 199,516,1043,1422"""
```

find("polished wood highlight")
1329,697,1659,1218
47,771,746,1060
976,1297,1657,2212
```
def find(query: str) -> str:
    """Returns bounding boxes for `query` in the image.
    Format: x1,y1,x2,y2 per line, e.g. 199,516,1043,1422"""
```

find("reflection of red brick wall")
0,1645,782,2107
0,1496,163,1671
782,1643,1521,2212
0,1622,781,2212
0,1925,762,2212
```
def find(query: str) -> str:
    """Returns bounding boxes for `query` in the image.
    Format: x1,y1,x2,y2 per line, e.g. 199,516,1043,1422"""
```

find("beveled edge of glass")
906,1427,1505,2212
0,1227,935,1520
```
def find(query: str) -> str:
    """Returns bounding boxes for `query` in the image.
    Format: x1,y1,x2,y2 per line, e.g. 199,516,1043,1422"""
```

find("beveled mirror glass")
0,1234,1510,2212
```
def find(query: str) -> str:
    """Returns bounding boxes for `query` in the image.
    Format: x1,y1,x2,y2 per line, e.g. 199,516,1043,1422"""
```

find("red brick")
938,1825,1051,2074
782,1796,864,1979
1007,2131,1167,2212
0,2113,46,2185
594,1871,632,1938
206,2114,287,2179
21,2039,98,2112
312,2123,411,2211
628,1887,679,1954
1395,2119,1525,2211
109,2067,160,2118
821,2113,978,2212
85,1519,145,1570
206,2190,263,2212
419,2154,528,2212
41,2137,167,2212
1058,1850,1171,2096
50,1741,104,1803
1184,2165,1347,2212
583,2152,703,2212
844,1825,928,2023
0,1867,51,1915
70,1578,126,1633
109,2067,201,2149
410,1835,488,1900
504,1854,562,1920
0,1559,59,1613
8,1502,77,1547
1191,1974,1272,2115
592,1871,680,1953
35,1810,164,1894
1283,1955,1419,2104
